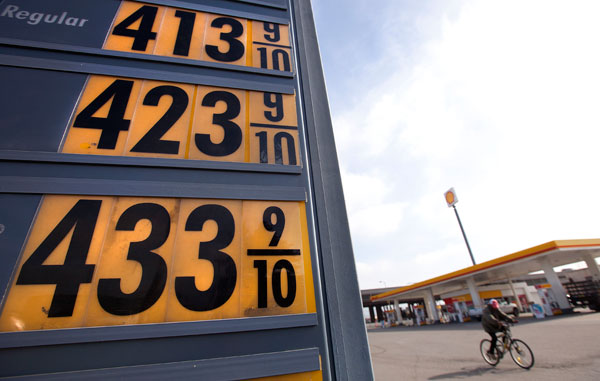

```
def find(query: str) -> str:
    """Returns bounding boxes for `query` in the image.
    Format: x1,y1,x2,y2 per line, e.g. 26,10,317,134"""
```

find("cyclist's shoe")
486,351,497,361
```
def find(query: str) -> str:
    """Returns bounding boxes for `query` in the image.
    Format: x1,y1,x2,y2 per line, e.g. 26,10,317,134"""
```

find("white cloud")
319,0,600,286
414,245,460,266
356,242,473,290
341,171,407,238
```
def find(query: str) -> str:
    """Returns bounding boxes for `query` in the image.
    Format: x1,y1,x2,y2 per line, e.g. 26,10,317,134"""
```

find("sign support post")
445,188,476,266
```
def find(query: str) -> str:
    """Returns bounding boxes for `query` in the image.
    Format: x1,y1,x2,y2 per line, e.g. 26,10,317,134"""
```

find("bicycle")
480,323,534,369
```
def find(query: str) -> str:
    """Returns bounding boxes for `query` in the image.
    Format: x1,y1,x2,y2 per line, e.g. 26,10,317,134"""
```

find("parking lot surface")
367,310,600,380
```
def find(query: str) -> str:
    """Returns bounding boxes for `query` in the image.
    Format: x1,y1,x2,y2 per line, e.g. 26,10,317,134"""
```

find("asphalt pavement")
366,309,600,380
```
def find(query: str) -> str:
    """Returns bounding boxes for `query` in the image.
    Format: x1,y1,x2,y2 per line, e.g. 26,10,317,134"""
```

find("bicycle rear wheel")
480,339,500,366
509,339,534,369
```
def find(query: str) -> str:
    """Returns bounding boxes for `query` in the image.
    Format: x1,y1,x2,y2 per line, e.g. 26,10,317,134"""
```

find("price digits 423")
62,76,299,165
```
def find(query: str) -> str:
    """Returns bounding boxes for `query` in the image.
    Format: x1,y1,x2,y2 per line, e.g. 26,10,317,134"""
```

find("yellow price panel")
61,76,143,155
153,6,207,60
250,21,293,72
84,197,179,327
124,80,195,159
104,1,292,72
61,75,300,166
103,1,166,55
0,196,313,332
0,196,114,331
187,86,247,163
202,13,247,67
165,199,243,323
248,91,299,165
241,201,306,317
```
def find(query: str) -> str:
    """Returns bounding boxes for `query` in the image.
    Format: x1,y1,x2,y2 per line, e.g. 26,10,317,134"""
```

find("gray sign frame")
0,0,373,379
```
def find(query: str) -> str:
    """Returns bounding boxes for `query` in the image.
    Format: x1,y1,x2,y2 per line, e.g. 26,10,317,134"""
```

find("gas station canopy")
371,239,600,303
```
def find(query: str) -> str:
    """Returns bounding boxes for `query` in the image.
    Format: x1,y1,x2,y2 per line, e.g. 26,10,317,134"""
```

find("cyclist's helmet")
489,299,499,309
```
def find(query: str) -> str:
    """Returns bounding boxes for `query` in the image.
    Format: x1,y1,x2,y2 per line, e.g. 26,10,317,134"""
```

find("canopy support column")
540,257,572,310
466,277,482,308
376,305,384,322
369,306,375,323
424,288,439,323
506,275,523,312
393,299,401,323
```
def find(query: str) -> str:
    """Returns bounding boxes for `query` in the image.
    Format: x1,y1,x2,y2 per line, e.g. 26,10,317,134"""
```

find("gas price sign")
61,75,299,165
0,195,314,331
105,1,293,72
0,1,293,72
0,0,372,378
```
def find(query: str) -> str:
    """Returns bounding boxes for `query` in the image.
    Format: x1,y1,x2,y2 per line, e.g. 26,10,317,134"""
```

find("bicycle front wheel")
480,339,500,366
509,339,534,369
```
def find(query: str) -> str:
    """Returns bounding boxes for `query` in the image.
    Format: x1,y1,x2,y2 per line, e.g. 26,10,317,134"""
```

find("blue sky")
311,0,600,289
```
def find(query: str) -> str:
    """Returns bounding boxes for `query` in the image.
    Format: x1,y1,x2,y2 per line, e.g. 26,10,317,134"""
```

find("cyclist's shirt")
482,305,513,333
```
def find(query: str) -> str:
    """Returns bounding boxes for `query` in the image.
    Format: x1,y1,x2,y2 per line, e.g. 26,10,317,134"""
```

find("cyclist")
482,299,517,359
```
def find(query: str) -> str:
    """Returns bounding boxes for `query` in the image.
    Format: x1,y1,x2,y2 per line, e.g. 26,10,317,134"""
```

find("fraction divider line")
253,41,291,49
247,249,301,256
250,123,298,130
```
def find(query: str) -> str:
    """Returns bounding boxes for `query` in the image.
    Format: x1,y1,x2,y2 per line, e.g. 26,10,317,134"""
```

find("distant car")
468,301,520,321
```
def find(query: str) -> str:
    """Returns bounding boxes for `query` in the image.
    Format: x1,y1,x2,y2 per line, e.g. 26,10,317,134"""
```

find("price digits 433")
14,199,302,317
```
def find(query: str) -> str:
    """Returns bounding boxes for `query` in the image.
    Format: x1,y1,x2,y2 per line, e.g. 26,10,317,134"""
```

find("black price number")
112,5,158,52
205,17,245,62
175,204,237,311
15,200,100,317
97,203,170,315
